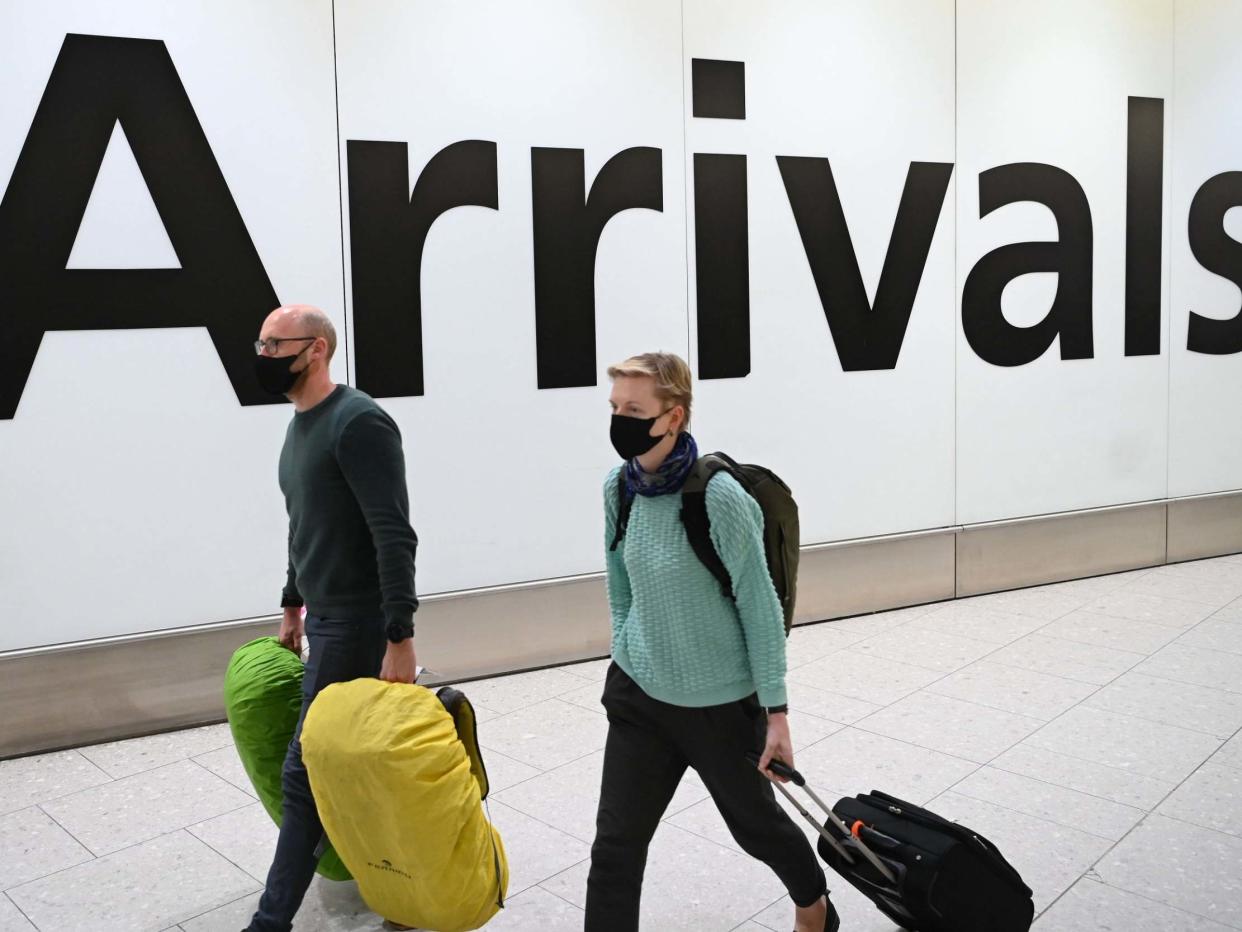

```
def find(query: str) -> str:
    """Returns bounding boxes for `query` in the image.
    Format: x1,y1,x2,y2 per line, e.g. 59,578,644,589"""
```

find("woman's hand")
757,711,794,783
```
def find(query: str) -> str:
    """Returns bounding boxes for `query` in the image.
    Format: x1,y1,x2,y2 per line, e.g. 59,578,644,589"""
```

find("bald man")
247,305,419,932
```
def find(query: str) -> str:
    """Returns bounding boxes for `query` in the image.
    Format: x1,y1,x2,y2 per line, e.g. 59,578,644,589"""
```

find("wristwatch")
385,620,413,643
765,704,788,715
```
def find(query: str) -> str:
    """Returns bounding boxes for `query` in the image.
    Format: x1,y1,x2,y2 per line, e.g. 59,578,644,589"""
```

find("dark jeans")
247,614,386,932
585,664,827,931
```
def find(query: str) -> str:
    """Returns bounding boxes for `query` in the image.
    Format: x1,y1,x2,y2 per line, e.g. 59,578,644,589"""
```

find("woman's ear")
669,404,685,435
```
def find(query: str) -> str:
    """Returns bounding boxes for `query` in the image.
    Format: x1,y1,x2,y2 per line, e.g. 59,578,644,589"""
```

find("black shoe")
793,894,840,932
823,894,840,932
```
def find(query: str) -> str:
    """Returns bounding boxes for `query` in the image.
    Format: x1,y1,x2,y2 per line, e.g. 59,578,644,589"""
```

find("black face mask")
254,345,310,396
610,412,667,460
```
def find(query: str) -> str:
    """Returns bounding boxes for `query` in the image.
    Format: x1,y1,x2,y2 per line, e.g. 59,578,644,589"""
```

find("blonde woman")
586,353,837,932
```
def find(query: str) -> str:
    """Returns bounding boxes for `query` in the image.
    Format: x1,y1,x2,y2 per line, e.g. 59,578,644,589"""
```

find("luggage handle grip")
745,750,805,786
747,751,898,886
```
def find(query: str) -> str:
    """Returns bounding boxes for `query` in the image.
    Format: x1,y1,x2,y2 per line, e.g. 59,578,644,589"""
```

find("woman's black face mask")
610,410,668,460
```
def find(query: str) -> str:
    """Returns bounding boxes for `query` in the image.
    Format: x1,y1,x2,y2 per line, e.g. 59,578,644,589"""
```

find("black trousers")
585,663,827,930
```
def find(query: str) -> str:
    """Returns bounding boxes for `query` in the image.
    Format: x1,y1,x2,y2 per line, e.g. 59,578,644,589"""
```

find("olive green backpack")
611,452,800,633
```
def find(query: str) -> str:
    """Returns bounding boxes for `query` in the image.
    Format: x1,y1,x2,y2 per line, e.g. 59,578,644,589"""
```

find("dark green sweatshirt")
278,385,418,632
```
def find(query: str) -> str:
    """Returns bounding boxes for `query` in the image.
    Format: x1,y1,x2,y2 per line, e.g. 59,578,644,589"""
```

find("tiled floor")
4,557,1242,930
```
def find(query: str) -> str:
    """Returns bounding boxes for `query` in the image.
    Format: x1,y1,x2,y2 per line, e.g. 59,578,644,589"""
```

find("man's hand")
278,607,304,654
757,711,795,784
380,638,418,684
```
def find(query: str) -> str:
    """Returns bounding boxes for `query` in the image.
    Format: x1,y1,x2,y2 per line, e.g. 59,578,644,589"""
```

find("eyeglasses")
254,336,316,356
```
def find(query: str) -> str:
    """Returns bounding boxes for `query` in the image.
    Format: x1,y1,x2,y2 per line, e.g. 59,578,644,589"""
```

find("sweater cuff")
757,684,787,708
383,608,416,638
280,593,304,608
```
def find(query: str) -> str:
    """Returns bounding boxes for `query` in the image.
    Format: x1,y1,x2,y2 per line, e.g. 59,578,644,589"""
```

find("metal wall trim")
1168,493,1242,562
956,502,1169,597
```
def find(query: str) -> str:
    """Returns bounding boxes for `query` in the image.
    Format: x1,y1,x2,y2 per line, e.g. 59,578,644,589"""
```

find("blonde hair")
607,352,693,431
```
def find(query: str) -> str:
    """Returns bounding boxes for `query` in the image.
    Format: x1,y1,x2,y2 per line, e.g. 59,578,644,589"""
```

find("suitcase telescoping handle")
746,752,898,885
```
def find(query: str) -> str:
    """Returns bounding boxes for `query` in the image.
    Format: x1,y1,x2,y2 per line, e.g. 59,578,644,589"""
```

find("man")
246,305,419,932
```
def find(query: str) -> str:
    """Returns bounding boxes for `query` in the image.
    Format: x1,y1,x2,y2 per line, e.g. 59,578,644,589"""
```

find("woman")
586,353,838,932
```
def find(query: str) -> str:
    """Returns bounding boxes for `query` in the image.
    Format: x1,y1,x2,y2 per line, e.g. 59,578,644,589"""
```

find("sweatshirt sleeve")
705,472,787,708
281,525,304,608
335,409,420,632
603,467,633,631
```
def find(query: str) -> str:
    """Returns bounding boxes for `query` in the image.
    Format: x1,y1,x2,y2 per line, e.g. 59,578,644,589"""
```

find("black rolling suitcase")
747,753,1034,932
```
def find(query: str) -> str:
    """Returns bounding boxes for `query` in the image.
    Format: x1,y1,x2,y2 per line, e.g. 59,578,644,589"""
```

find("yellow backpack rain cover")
300,679,508,932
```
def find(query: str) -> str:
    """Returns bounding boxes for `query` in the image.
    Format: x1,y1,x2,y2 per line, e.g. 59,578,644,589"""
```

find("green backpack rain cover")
223,636,351,881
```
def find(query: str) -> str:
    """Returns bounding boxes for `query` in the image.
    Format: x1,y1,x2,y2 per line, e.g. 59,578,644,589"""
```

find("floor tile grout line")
4,827,194,895
32,800,96,860
1121,666,1242,699
920,682,1088,722
32,755,239,817
834,600,1108,726
483,740,609,794
183,821,272,887
506,851,592,900
174,890,259,930
1035,721,1242,924
184,797,275,834
987,740,1181,790
940,781,1139,844
1156,807,1242,845
73,728,236,782
1077,679,1242,739
2,889,38,930
804,721,984,772
184,753,260,798
473,691,610,724
962,654,1134,688
1082,876,1242,931
836,567,1242,778
36,766,262,862
21,793,267,890
742,892,790,932
0,765,117,820
931,628,1215,844
1046,604,1215,635
45,833,261,931
947,763,1149,820
532,877,588,913
492,747,714,842
1007,626,1152,661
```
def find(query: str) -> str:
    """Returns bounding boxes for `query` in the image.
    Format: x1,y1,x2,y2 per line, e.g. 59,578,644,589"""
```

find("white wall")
955,0,1173,523
0,1,342,650
335,0,688,593
684,0,957,544
1168,0,1242,497
0,0,1239,652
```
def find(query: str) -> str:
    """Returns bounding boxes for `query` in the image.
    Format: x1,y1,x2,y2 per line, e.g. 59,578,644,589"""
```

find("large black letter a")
0,34,280,419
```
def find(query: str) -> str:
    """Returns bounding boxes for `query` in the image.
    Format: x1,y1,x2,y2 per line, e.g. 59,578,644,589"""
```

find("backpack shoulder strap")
680,455,734,599
608,468,633,552
436,686,491,800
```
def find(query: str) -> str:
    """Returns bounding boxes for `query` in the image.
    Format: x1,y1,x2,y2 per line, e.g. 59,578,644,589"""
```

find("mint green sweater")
604,465,788,709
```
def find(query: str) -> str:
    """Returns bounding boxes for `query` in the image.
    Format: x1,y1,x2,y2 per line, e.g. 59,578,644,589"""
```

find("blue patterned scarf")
624,431,699,500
